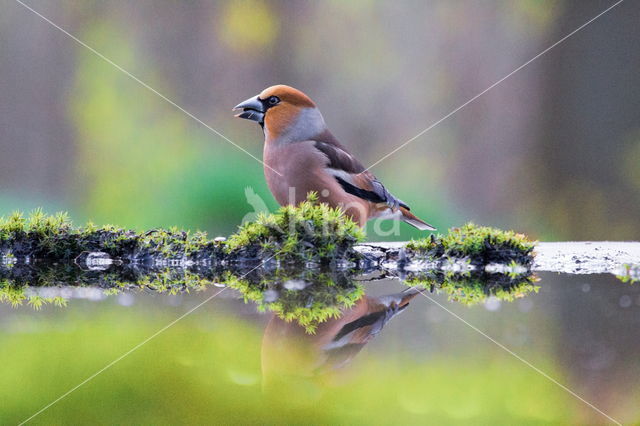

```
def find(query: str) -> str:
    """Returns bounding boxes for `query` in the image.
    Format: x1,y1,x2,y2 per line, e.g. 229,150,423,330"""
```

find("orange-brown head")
234,85,326,143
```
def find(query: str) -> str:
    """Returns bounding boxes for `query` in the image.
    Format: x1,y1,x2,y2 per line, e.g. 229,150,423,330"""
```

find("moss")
616,264,640,284
222,268,364,333
0,263,220,310
0,280,68,309
1,199,363,266
0,282,27,307
132,269,216,294
2,210,535,270
404,271,539,306
1,262,364,329
0,209,540,315
407,222,536,266
405,225,538,305
225,193,364,264
0,209,223,262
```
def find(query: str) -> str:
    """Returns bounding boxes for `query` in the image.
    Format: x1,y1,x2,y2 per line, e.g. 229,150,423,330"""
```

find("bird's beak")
233,95,264,123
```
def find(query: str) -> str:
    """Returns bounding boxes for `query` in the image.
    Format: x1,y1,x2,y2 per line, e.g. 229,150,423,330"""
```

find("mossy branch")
0,205,535,271
4,206,639,333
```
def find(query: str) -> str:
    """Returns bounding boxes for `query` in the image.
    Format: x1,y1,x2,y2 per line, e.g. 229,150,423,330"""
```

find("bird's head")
234,85,326,143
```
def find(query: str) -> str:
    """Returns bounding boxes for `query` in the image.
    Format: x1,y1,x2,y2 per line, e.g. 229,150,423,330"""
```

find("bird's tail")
375,287,421,311
399,206,436,231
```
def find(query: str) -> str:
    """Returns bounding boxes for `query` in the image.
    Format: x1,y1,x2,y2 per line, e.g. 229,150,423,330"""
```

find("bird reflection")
261,283,419,389
226,265,538,392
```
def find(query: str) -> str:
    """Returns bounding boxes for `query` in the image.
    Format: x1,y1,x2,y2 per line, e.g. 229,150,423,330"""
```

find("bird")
233,84,435,230
261,287,420,388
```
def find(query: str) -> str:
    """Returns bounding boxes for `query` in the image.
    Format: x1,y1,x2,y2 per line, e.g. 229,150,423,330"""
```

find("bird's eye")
268,96,280,106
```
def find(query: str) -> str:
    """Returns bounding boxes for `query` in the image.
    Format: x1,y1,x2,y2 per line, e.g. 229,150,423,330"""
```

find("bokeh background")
1,0,638,240
2,2,640,424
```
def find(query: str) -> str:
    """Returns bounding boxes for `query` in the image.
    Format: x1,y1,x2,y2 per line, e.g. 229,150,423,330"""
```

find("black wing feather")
312,138,410,210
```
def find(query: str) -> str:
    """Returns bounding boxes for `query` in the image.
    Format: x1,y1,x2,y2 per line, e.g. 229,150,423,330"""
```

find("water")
0,268,638,424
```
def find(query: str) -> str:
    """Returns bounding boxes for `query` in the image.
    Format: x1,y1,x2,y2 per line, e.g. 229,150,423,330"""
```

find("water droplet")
619,295,632,308
284,279,308,290
263,289,279,302
484,296,501,311
117,293,135,307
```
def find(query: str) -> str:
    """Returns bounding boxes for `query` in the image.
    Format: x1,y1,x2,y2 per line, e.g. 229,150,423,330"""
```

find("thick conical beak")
233,95,264,123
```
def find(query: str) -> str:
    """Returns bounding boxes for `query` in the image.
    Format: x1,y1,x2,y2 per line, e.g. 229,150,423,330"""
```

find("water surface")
1,271,638,424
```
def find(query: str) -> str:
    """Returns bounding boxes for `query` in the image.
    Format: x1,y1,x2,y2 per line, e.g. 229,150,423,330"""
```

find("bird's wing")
318,299,412,369
313,139,409,210
314,291,420,374
314,310,390,373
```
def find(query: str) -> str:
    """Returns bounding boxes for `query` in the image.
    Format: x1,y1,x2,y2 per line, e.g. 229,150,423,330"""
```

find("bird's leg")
386,195,399,211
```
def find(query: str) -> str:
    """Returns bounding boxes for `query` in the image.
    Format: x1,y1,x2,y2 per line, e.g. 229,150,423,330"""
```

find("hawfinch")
234,85,435,230
261,288,419,388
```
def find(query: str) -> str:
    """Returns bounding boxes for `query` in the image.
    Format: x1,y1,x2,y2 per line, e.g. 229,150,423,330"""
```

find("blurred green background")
1,0,638,241
1,3,640,422
2,273,639,424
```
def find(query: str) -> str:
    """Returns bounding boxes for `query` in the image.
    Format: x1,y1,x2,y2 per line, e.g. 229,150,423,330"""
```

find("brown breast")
263,141,370,226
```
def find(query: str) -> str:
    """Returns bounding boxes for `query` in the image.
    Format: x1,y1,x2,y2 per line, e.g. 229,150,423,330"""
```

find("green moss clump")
0,283,27,307
225,269,364,333
0,264,221,310
2,198,363,266
405,272,539,306
407,223,536,266
225,193,365,264
404,223,537,304
0,280,69,309
0,209,222,262
0,263,364,322
616,264,639,284
92,268,218,295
